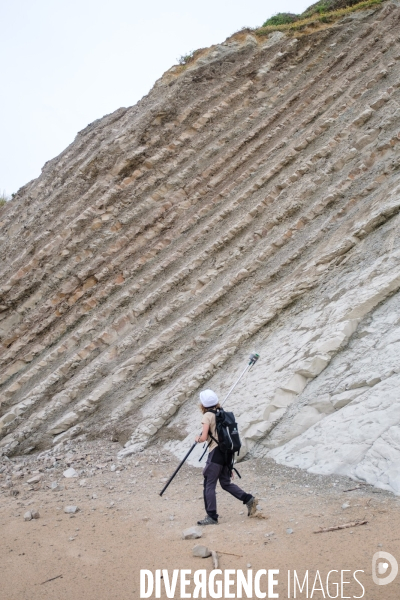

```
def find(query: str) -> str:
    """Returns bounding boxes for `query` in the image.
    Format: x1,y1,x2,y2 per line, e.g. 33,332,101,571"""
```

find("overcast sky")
1,0,311,196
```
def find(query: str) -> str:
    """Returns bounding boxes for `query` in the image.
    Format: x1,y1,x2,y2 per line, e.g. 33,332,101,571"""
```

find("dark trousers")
203,448,252,520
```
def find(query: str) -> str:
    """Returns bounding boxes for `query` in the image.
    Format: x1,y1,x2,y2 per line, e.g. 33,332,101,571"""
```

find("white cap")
199,389,219,407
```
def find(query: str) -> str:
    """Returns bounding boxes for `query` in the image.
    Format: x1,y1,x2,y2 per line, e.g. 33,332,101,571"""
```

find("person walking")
195,389,257,525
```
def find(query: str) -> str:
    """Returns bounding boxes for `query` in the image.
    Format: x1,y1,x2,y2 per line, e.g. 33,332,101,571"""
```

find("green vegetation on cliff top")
260,0,384,32
178,0,386,65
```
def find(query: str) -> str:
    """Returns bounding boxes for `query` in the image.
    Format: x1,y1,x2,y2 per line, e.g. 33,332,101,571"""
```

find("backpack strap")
204,409,219,446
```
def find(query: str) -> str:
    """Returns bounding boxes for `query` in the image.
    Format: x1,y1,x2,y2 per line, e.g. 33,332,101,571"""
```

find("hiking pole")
198,352,259,462
159,352,259,496
159,442,197,497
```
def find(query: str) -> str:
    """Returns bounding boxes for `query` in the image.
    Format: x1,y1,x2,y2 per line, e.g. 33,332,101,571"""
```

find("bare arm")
195,423,209,443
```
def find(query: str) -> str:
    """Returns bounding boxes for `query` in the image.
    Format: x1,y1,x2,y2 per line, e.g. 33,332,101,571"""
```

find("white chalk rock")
48,412,79,435
296,355,330,378
63,467,78,478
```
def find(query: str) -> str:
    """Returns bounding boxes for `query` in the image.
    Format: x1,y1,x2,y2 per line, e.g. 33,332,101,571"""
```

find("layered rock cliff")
1,0,400,494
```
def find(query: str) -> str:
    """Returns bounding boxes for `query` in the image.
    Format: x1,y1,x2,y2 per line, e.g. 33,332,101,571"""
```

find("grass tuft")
177,51,196,66
0,190,10,208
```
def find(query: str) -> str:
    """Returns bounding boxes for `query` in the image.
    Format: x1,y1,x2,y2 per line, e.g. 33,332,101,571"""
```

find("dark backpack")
207,408,242,469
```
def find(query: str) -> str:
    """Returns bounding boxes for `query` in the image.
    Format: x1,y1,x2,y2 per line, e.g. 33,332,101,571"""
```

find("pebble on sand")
192,545,211,558
24,510,40,521
182,527,202,540
64,506,79,514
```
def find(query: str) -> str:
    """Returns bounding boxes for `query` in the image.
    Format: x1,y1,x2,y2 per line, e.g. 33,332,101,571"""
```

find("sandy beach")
1,439,399,599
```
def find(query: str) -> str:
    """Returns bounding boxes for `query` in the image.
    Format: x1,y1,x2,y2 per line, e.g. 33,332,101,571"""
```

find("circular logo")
372,552,398,586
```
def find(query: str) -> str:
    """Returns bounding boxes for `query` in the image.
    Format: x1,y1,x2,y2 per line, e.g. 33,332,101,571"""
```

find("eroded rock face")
1,2,400,493
267,292,400,494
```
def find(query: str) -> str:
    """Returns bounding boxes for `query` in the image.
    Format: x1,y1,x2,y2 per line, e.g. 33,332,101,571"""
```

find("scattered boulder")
64,506,79,514
27,474,42,484
63,468,78,478
192,544,211,558
182,527,202,540
24,510,39,520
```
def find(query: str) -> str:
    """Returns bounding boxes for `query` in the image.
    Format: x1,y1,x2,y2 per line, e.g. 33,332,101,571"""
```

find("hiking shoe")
197,515,218,526
246,496,258,517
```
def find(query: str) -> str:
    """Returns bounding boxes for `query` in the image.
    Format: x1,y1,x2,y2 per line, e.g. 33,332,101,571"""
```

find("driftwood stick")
216,550,243,558
343,484,368,492
40,574,63,585
211,551,219,569
314,520,368,534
